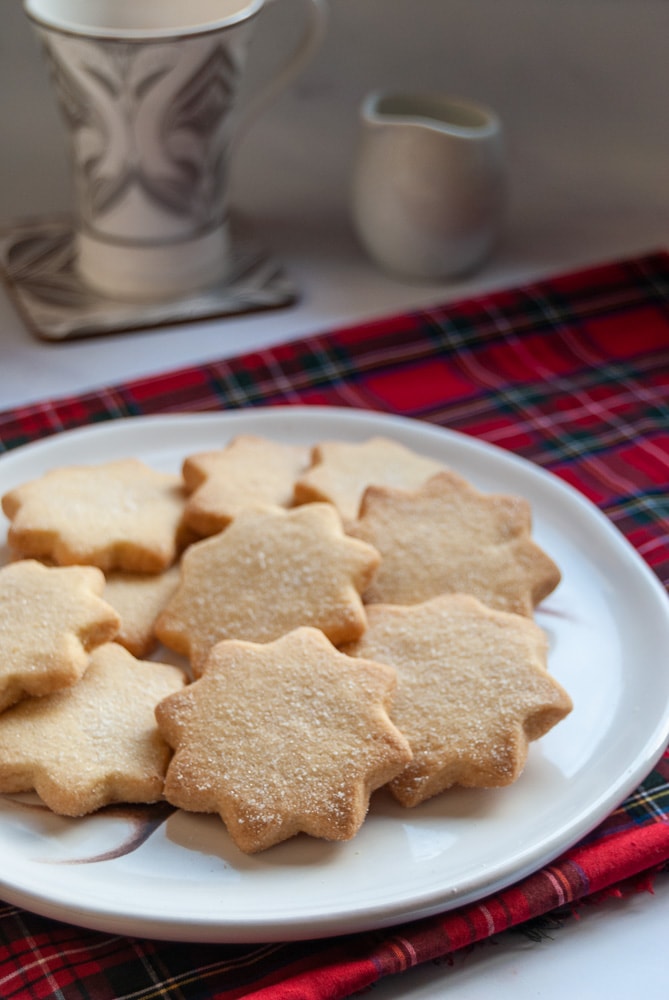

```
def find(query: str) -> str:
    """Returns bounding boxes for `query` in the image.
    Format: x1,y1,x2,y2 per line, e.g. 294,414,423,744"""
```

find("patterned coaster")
0,215,297,342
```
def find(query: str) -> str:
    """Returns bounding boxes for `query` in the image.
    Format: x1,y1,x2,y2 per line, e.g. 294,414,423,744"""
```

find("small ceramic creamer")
352,91,506,282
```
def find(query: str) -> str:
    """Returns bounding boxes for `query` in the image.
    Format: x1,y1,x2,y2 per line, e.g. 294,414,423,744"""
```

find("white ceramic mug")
352,91,506,282
23,0,327,300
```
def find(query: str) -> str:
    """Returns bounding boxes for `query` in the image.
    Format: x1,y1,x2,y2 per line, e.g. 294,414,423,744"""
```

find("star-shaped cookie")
103,565,181,658
155,627,412,852
349,470,561,615
0,643,185,815
182,434,310,536
155,502,380,674
0,560,120,713
2,458,187,573
343,595,572,805
294,436,445,524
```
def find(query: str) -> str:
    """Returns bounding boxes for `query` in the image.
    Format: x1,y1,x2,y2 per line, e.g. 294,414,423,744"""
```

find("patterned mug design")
39,31,245,244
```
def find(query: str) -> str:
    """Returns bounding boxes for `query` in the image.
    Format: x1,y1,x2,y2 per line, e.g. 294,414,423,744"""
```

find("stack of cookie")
0,435,572,853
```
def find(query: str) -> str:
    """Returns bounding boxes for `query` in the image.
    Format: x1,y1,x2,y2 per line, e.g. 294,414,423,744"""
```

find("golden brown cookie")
182,434,310,536
2,458,187,573
0,643,185,815
155,503,380,674
0,559,120,713
103,566,181,658
155,626,412,853
294,436,445,524
349,470,560,615
343,595,572,805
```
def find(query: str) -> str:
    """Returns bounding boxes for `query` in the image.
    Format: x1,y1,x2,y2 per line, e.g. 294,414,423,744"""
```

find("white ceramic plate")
1,406,668,943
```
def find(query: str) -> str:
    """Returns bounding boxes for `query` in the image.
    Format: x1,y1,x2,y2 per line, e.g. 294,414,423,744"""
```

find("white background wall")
2,0,667,269
0,0,667,401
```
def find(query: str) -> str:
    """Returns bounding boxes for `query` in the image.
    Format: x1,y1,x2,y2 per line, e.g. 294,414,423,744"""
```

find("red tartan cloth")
1,250,668,999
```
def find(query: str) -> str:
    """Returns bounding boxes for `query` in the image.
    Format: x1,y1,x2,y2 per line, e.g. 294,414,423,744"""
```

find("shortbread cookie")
294,436,445,524
155,503,380,674
156,627,412,853
2,458,187,573
349,471,560,615
103,566,181,658
0,560,120,713
183,435,310,536
0,643,185,816
343,595,572,805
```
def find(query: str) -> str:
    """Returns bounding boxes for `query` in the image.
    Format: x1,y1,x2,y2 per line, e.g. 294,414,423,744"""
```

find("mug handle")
238,0,328,135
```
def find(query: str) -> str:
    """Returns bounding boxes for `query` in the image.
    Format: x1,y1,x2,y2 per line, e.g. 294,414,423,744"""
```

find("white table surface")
1,1,668,994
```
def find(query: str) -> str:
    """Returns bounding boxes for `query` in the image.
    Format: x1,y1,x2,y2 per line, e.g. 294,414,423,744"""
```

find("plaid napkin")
1,251,668,999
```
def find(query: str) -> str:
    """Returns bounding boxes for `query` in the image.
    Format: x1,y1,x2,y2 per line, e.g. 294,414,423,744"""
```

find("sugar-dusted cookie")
343,595,572,805
103,566,181,658
0,643,185,816
294,436,445,524
2,458,187,573
182,434,310,536
349,470,560,616
156,626,412,853
155,503,380,674
0,560,120,713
